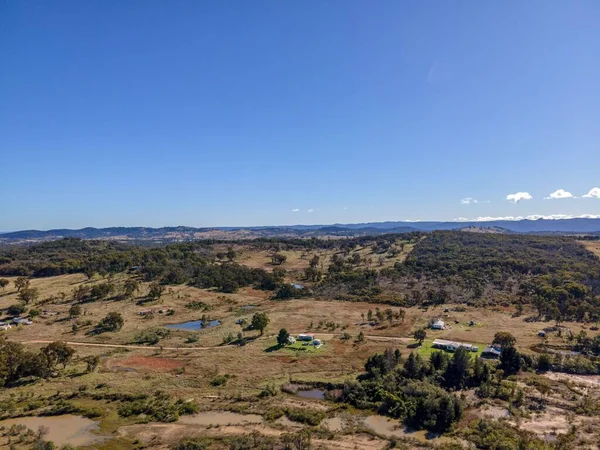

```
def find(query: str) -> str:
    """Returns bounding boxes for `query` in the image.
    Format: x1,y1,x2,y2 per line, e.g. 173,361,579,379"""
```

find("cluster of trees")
0,339,75,386
572,330,600,356
343,333,533,433
361,307,405,326
0,239,284,295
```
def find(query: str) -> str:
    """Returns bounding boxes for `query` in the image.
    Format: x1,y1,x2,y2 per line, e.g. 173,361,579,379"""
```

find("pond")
178,411,263,426
0,415,102,447
166,319,221,331
296,388,326,400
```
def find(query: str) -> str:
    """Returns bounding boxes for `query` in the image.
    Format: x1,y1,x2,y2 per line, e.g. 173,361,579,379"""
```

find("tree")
19,287,39,304
251,312,270,336
72,284,90,302
281,430,311,450
14,276,29,292
0,279,9,291
375,308,384,324
414,329,427,345
69,304,82,318
90,282,115,301
97,312,124,332
123,279,140,299
271,253,287,265
367,310,373,322
444,347,472,390
356,331,365,344
492,332,516,349
84,355,100,373
7,304,26,316
499,345,522,375
398,309,406,323
385,308,394,326
42,341,75,369
226,248,237,262
277,328,290,346
148,281,165,301
309,255,320,269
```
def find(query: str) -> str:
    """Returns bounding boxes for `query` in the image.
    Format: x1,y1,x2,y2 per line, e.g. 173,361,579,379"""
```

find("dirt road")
19,333,412,351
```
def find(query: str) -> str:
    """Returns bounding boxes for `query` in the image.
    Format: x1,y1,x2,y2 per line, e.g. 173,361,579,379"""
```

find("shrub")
7,304,26,316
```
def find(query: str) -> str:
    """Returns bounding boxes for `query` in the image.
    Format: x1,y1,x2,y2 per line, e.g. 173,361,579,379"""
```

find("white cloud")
506,192,533,203
583,187,600,199
452,214,600,222
461,198,478,205
291,208,299,212
545,189,574,200
307,209,314,213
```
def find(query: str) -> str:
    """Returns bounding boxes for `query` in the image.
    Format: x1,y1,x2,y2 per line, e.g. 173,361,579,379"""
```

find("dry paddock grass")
1,272,599,449
582,240,600,258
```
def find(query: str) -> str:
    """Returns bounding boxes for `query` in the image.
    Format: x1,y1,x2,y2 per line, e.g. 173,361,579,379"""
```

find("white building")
431,320,445,330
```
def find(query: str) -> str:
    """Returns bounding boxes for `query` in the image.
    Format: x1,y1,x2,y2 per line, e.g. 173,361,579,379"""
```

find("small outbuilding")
313,339,322,348
297,334,314,341
431,320,445,330
482,346,502,359
538,330,546,337
287,336,296,345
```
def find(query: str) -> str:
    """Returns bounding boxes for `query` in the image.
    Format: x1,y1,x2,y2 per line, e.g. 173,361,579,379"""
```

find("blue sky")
1,1,599,230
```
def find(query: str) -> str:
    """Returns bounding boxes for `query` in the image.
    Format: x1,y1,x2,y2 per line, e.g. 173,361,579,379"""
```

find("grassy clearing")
415,338,485,358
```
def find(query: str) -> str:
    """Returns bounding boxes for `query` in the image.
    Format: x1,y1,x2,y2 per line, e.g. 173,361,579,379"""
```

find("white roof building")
431,320,445,330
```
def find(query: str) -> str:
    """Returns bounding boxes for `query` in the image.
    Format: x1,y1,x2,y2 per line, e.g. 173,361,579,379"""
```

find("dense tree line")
342,333,537,433
0,339,75,386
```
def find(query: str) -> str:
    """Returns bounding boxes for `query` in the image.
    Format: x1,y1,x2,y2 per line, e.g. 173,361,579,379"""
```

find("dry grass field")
1,268,599,449
582,240,600,258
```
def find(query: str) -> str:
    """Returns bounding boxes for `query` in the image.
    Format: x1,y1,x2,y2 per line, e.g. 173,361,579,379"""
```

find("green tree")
367,310,373,322
499,346,522,376
414,329,427,345
385,308,394,326
271,253,287,265
7,304,26,316
14,276,29,292
72,284,90,302
444,347,472,389
97,312,124,332
123,279,140,299
277,328,290,346
251,312,270,336
226,248,236,262
84,355,100,373
19,287,39,304
0,279,9,291
148,281,165,301
42,341,75,369
492,332,516,348
69,304,82,318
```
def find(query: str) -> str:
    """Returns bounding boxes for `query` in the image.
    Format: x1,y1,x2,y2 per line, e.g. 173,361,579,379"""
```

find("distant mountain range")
1,218,600,244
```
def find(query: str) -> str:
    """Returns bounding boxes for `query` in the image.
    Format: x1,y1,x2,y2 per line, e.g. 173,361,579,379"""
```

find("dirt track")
19,333,411,351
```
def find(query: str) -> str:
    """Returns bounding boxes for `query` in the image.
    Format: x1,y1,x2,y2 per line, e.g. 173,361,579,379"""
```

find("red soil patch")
116,355,184,371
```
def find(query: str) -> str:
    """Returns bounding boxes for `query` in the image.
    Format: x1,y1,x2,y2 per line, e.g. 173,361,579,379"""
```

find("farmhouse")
432,338,478,352
297,334,314,341
431,320,445,330
482,346,502,359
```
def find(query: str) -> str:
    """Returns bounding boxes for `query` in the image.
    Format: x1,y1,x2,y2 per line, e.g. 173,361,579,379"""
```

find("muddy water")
363,416,450,443
363,415,406,437
178,411,263,426
296,389,325,400
0,415,101,447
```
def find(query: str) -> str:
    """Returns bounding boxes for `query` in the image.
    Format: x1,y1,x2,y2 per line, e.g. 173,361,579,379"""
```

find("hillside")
2,218,600,245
